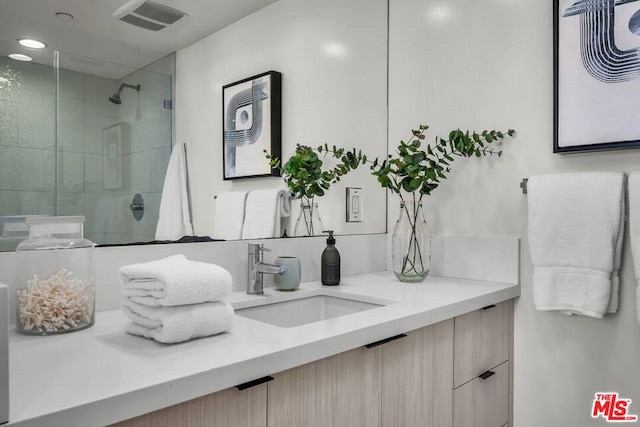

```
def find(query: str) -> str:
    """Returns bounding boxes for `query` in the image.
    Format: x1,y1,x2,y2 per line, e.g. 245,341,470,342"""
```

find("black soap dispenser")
321,230,340,286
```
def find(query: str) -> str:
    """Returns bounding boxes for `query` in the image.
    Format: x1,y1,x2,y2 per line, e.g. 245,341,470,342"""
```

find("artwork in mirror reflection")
0,51,173,251
222,71,281,180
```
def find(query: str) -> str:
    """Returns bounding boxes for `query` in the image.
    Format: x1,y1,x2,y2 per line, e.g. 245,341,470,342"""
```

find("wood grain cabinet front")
379,319,454,427
267,345,382,427
453,300,512,427
111,300,514,427
454,361,509,427
111,383,267,427
267,319,454,427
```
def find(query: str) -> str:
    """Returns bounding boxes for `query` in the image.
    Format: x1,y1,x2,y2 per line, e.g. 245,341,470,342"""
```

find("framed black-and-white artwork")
554,0,640,153
222,70,282,179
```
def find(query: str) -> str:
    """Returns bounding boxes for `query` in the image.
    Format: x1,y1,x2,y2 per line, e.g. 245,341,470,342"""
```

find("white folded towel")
119,254,232,306
527,172,625,319
627,172,640,324
122,299,234,344
214,191,248,240
241,189,291,239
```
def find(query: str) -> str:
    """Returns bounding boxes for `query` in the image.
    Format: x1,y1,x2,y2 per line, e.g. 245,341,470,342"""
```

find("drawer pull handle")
478,370,495,380
481,304,496,310
365,334,408,349
235,376,274,390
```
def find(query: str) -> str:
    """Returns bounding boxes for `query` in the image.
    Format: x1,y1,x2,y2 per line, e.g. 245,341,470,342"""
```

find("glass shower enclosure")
0,38,174,250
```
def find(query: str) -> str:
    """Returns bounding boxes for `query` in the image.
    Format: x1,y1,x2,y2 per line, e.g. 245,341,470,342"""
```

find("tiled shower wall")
0,57,57,219
0,56,172,247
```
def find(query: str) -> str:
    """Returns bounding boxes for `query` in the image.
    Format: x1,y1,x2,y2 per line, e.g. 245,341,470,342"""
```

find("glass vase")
294,200,324,236
392,200,431,282
15,216,95,335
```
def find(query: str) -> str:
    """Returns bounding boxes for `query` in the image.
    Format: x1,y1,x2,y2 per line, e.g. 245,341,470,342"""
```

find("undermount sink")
234,291,392,328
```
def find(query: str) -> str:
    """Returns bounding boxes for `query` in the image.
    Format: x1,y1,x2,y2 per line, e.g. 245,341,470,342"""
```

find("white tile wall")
0,191,18,216
17,191,55,215
0,99,17,147
59,150,86,193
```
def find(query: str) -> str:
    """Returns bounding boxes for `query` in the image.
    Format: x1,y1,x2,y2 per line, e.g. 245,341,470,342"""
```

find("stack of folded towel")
119,254,234,344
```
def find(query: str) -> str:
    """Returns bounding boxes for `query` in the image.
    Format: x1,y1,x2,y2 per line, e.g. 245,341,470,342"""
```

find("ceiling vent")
112,0,188,31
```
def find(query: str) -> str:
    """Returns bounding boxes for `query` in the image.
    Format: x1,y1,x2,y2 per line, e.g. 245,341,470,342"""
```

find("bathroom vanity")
5,270,519,427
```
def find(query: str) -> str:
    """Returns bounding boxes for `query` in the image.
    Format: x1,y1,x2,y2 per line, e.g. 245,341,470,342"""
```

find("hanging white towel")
119,254,232,306
155,142,193,240
527,172,625,319
213,191,248,240
122,299,234,344
241,189,291,239
627,172,640,324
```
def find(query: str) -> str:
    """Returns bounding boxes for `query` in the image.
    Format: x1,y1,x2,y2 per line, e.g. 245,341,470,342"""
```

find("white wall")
389,0,640,426
175,0,388,238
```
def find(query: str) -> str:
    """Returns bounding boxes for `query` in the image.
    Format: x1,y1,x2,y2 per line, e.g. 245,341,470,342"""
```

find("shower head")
108,83,140,104
108,93,122,104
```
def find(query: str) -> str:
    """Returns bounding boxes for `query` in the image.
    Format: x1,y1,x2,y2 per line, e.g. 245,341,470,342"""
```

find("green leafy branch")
265,124,516,205
264,144,366,202
371,125,516,204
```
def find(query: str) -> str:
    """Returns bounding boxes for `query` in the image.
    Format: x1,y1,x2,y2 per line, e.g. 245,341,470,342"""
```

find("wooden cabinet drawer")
454,301,510,388
267,346,381,427
453,361,509,427
380,320,454,427
112,384,268,427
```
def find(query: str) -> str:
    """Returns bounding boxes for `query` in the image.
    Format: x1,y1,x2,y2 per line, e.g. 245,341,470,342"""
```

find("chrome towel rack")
214,192,296,199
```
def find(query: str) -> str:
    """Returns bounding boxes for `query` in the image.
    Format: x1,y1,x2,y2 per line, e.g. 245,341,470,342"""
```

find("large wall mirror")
0,0,389,252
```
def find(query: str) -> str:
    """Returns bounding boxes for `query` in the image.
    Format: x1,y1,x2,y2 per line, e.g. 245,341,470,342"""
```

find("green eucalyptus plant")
370,125,516,201
265,124,515,248
369,124,516,280
316,124,515,280
264,144,364,235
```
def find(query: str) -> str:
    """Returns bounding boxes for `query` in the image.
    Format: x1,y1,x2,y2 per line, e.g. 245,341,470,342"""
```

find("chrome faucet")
247,243,287,295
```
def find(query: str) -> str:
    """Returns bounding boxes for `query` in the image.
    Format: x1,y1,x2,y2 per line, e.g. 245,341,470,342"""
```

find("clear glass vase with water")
294,200,324,237
392,200,431,282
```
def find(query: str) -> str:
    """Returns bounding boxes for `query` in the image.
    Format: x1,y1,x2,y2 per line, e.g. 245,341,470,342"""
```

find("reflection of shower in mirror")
108,83,141,104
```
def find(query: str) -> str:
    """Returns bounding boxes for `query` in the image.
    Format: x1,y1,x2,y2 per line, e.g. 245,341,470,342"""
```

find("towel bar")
214,193,295,199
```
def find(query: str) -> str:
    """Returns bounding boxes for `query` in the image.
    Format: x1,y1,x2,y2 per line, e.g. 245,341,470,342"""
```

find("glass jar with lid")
15,216,95,335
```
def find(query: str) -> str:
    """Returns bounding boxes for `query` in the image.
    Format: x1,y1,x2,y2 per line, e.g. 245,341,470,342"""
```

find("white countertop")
7,271,520,427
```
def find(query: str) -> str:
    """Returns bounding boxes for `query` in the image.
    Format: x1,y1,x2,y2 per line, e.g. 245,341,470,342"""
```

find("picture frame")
554,0,640,153
222,70,282,179
103,123,123,190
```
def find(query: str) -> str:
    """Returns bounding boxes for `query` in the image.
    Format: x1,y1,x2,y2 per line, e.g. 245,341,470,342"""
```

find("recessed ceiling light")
8,54,32,62
55,12,74,21
17,38,47,49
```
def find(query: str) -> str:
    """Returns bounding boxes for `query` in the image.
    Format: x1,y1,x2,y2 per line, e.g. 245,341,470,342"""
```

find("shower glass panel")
0,39,174,250
56,54,174,245
0,43,56,251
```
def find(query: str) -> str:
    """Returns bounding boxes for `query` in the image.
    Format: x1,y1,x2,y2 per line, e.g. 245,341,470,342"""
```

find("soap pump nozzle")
325,230,335,245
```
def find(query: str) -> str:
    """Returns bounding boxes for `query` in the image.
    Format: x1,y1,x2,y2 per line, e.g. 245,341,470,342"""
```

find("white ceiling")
0,0,279,79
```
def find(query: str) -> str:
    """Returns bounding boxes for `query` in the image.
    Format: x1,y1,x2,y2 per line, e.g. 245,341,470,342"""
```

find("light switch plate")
346,187,363,222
